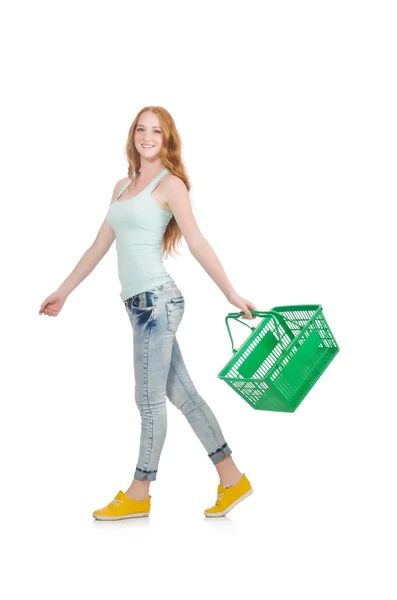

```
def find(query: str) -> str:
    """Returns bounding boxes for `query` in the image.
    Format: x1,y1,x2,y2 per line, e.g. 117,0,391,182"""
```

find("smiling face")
134,111,164,161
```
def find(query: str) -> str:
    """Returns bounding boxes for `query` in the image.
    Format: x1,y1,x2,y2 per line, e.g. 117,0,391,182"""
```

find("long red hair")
124,106,191,259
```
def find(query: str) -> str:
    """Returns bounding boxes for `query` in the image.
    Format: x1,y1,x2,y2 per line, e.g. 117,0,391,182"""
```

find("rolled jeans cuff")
208,442,232,465
134,467,158,482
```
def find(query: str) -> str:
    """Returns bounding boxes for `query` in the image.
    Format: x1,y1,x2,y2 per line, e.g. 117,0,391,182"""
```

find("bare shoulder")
109,176,130,205
159,173,188,199
156,173,188,212
162,173,186,191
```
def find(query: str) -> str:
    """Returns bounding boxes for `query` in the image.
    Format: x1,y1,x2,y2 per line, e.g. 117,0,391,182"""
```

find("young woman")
39,106,257,519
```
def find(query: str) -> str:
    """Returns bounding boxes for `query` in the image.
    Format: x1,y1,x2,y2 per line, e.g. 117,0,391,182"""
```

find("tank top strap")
115,180,131,201
149,167,170,193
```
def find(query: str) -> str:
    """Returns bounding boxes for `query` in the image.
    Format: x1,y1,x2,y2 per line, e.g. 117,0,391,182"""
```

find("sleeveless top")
106,167,174,301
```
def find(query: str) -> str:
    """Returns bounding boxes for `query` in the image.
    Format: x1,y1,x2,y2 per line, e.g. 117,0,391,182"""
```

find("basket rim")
271,304,322,312
217,304,324,379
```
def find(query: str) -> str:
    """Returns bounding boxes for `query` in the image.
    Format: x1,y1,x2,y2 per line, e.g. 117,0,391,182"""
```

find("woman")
39,106,257,520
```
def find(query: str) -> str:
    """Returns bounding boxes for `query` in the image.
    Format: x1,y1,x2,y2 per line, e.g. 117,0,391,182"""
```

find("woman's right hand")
39,290,67,317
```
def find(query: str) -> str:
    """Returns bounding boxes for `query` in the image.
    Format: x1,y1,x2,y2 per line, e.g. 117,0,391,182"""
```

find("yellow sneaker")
204,473,253,517
92,490,151,521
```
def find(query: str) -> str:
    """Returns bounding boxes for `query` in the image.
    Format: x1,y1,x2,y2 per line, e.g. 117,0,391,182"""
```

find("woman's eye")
137,128,161,133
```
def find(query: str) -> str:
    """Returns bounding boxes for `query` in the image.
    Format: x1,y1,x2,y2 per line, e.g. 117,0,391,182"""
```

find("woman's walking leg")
123,287,176,499
166,336,243,486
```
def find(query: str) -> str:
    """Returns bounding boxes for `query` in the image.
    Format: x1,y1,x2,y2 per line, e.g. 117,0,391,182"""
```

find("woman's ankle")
215,456,243,487
220,472,243,487
125,479,151,500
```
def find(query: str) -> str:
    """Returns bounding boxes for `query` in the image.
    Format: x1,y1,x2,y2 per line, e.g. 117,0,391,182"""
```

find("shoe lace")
216,485,233,506
216,491,225,506
110,498,124,506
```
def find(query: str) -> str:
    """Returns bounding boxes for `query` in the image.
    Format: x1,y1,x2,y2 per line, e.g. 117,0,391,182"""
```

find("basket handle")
225,310,305,354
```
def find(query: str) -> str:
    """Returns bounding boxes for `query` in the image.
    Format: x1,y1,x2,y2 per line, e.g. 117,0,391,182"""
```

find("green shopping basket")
217,304,339,412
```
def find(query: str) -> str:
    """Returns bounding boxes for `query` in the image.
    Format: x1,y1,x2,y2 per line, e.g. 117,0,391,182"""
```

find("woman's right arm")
39,178,127,316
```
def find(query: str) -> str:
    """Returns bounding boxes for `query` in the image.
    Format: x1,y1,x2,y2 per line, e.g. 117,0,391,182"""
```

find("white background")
2,0,396,598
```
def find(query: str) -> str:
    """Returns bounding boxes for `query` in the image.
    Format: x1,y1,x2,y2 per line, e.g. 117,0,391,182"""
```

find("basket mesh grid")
218,305,339,412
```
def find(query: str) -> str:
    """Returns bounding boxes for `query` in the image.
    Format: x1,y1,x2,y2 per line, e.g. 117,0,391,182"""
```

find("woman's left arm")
164,176,257,320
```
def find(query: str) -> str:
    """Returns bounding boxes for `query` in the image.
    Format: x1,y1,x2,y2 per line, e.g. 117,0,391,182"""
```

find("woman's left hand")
227,291,257,320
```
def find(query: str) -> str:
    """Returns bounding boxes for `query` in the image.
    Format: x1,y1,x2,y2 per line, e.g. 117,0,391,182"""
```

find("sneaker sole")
204,488,253,517
92,512,150,521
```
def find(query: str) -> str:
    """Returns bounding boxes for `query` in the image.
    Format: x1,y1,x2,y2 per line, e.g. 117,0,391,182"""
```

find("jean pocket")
165,296,185,333
130,290,156,309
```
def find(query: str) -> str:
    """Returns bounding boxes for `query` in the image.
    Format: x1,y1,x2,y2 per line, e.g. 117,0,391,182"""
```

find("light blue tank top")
106,167,174,301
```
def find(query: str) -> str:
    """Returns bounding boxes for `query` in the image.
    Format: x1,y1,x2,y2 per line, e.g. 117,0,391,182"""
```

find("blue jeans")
124,281,232,482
